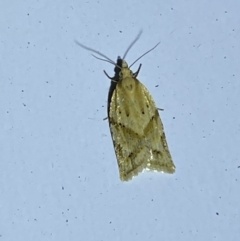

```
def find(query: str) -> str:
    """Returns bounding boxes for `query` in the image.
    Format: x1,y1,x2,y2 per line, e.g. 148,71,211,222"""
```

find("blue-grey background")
0,1,239,240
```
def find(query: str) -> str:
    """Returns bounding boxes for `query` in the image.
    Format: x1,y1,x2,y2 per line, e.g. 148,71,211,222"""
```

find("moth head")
75,31,160,81
112,57,132,81
121,59,128,68
114,57,128,70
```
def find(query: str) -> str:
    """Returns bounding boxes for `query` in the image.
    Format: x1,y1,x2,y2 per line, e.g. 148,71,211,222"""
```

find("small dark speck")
119,31,122,33
27,13,30,16
142,111,145,114
22,90,24,92
216,212,219,215
23,103,26,107
173,117,175,119
238,166,240,168
62,186,64,190
224,56,226,59
28,42,30,45
216,19,218,21
171,7,173,10
46,81,49,83
212,120,215,122
66,220,68,223
49,95,51,98
225,11,227,13
155,85,159,87
109,221,112,224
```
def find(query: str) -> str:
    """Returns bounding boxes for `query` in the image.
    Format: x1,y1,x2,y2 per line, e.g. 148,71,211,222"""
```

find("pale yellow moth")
75,31,175,181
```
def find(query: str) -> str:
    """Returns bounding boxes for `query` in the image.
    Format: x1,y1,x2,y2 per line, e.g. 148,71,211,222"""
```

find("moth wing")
109,78,175,181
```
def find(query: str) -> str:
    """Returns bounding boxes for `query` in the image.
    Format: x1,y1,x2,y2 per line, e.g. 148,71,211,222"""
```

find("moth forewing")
108,59,175,181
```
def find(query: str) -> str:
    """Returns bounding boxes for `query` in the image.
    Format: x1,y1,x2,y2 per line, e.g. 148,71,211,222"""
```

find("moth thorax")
123,76,135,92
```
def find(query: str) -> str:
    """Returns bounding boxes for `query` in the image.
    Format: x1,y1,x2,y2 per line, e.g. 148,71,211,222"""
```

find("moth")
75,31,175,181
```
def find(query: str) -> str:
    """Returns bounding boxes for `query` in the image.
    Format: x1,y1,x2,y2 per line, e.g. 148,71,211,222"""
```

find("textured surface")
108,60,175,181
1,1,239,241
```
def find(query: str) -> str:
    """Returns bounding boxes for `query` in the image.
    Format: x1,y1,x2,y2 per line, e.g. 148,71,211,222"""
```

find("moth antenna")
122,30,143,60
74,40,116,65
129,42,160,68
92,54,115,66
92,54,122,71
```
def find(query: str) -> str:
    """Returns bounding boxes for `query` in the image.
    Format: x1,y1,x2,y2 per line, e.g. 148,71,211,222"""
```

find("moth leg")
104,70,115,80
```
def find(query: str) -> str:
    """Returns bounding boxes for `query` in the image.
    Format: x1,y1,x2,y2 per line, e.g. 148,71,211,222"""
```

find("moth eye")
126,113,129,117
142,111,145,114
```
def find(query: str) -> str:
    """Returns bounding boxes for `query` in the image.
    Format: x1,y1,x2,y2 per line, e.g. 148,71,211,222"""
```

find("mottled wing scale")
108,58,175,181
